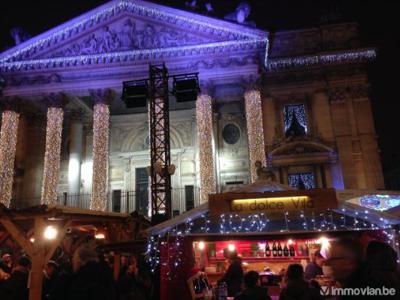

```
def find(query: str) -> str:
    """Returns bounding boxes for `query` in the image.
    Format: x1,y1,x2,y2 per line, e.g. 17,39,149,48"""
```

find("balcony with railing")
13,187,201,216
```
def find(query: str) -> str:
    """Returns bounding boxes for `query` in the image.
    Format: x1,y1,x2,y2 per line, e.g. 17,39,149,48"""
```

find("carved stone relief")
51,18,208,57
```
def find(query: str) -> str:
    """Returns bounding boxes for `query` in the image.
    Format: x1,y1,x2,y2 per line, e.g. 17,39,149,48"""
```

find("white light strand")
0,110,20,207
196,94,216,203
244,89,267,182
90,103,110,211
41,107,64,206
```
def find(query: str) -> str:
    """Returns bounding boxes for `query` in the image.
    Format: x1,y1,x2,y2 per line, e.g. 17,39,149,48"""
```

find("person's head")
314,250,325,267
45,261,59,276
366,241,397,272
72,243,99,273
325,238,363,283
2,253,12,264
244,271,260,288
227,251,239,264
18,256,31,269
286,264,304,281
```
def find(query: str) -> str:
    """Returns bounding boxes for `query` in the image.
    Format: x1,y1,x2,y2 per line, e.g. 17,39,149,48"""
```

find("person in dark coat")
42,260,59,300
47,260,73,300
67,243,116,300
6,256,31,300
118,255,152,300
279,264,322,300
219,252,244,297
234,271,271,300
304,250,325,280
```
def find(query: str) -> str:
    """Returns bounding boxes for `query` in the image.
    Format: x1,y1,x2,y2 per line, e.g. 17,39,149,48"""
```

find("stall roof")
147,186,400,237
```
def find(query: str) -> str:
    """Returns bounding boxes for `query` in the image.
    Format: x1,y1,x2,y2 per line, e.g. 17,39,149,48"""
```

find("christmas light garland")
90,102,110,211
41,107,64,205
244,89,266,182
196,94,216,203
0,110,20,207
146,209,399,274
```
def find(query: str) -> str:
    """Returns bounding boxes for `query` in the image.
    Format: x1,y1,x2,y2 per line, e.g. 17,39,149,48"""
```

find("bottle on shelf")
265,242,271,257
289,244,296,257
277,243,283,257
272,242,278,257
283,244,289,257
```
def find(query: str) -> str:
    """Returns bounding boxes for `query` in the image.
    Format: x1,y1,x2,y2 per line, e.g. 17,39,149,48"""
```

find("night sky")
1,0,399,184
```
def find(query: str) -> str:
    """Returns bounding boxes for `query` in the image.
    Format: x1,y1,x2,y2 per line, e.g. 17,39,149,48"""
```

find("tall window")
136,168,149,216
185,185,195,211
288,172,315,189
112,190,121,212
283,104,308,137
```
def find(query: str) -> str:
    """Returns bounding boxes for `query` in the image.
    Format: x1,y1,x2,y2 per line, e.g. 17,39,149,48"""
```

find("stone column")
67,113,84,206
196,93,216,204
244,89,267,182
41,94,67,206
0,98,20,207
90,89,114,211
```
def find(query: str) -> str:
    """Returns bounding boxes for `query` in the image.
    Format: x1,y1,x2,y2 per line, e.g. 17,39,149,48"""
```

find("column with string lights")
196,93,216,204
244,87,266,182
41,93,67,206
0,97,21,207
90,89,114,211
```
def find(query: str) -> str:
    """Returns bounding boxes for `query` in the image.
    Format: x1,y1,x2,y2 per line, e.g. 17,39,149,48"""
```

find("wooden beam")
0,218,34,257
29,217,46,300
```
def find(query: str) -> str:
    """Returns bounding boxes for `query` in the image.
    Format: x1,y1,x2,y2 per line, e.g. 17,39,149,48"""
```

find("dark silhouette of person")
234,270,271,300
219,252,244,297
279,264,322,300
304,250,325,280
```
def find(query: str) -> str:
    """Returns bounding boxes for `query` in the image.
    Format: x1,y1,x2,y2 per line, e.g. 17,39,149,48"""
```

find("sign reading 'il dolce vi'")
231,196,314,213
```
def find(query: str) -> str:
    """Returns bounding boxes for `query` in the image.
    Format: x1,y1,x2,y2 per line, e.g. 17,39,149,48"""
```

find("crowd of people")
0,244,153,300
217,239,400,300
0,238,399,300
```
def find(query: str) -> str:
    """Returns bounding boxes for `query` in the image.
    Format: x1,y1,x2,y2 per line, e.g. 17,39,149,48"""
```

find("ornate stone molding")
89,88,115,105
43,92,68,108
0,1,267,72
327,84,370,103
267,48,376,72
0,96,23,112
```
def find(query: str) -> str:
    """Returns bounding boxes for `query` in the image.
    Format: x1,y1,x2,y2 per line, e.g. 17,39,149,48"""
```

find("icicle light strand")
41,107,64,205
196,94,216,203
90,103,110,211
244,90,266,182
0,110,20,207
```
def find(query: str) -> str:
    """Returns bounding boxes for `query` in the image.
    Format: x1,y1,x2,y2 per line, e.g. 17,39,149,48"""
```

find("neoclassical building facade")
0,0,384,215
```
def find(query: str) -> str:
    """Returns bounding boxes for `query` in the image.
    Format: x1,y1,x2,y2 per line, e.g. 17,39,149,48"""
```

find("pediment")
269,140,335,157
0,0,268,72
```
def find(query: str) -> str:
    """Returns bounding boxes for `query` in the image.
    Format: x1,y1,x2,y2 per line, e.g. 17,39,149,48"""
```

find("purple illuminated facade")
0,0,389,214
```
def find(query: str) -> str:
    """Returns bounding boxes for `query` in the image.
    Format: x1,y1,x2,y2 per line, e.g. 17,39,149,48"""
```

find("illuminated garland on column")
0,110,20,207
90,91,112,211
41,107,64,205
244,89,266,182
196,94,216,203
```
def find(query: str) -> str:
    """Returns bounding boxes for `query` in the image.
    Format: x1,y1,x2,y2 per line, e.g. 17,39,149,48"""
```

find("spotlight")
172,73,200,102
44,226,58,240
122,80,148,108
198,241,205,250
228,244,236,252
95,232,106,240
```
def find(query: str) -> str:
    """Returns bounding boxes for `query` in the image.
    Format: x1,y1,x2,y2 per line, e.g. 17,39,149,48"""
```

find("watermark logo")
321,286,396,297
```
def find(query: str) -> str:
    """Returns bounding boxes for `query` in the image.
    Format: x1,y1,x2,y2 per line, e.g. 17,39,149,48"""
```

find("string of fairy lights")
41,107,64,205
146,209,399,275
90,102,110,211
244,90,266,182
0,110,20,207
196,94,216,204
